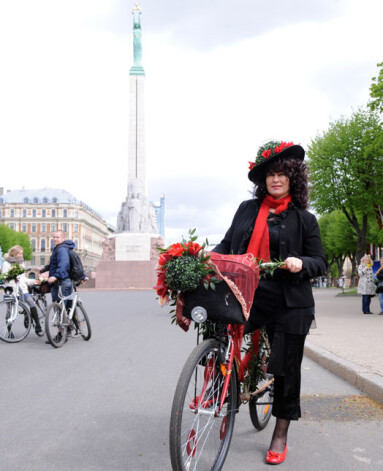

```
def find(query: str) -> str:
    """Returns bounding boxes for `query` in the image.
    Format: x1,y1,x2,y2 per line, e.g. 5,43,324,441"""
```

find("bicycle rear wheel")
45,302,66,348
0,300,31,343
169,339,237,471
71,301,91,341
249,374,274,430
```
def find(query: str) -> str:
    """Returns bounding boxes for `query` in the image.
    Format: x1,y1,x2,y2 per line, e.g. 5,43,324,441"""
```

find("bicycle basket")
183,252,260,324
183,280,245,324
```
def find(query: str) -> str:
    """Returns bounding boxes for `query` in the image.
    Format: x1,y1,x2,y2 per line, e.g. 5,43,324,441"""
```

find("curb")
304,341,383,406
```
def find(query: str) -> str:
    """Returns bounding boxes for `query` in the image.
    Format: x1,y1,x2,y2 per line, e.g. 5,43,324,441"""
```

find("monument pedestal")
95,233,164,289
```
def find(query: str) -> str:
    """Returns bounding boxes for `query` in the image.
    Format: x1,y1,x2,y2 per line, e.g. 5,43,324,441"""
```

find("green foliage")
165,254,208,293
0,224,33,260
308,107,383,261
368,62,383,114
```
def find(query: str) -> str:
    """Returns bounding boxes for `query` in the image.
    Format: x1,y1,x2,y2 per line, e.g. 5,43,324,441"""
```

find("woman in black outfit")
213,140,327,465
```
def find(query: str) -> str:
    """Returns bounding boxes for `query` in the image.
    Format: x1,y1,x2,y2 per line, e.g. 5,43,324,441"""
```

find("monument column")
96,4,164,289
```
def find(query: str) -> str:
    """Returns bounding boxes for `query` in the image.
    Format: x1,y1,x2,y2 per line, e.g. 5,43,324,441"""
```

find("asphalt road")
1,291,383,471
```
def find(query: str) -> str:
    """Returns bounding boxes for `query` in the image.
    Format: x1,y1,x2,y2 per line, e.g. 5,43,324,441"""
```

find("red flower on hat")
262,149,272,159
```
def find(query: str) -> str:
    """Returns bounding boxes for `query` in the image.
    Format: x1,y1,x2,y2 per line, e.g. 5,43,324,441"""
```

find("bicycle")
169,319,273,471
0,282,33,343
45,280,91,348
29,283,49,334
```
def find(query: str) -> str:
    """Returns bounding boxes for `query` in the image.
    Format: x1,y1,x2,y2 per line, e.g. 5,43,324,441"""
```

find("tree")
368,62,383,114
318,210,357,281
0,224,33,260
308,107,383,263
368,62,383,232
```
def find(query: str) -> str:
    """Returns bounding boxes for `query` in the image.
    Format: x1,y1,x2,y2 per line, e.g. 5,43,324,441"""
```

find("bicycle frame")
57,284,79,324
198,323,273,415
2,284,23,325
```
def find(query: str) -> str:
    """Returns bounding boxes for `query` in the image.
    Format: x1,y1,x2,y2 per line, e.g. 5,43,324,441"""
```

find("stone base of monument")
95,233,164,289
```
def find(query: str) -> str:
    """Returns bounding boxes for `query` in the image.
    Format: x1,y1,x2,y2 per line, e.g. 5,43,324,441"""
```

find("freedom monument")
96,4,164,289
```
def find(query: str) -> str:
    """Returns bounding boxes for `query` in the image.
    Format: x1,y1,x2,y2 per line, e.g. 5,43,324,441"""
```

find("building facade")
0,188,113,271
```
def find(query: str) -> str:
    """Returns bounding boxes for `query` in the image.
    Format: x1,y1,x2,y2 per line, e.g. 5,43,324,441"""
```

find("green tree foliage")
368,62,383,114
0,224,33,260
308,107,383,263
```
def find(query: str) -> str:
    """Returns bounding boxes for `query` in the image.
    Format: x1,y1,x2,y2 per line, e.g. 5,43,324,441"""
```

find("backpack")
69,249,85,282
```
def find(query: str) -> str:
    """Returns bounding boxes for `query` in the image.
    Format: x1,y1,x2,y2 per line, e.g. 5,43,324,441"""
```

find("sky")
1,0,382,246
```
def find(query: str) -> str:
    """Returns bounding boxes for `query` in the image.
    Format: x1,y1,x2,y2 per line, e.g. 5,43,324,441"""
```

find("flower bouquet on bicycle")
154,230,281,471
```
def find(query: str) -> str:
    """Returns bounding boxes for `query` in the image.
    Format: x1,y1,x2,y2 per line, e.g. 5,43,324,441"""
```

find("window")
24,197,29,203
62,223,68,233
74,239,79,249
32,209,36,217
41,239,46,252
52,197,57,203
10,209,15,217
51,223,56,232
10,223,15,230
74,210,78,218
33,197,38,203
63,209,68,218
40,257,45,265
41,223,46,233
42,209,46,217
0,210,2,218
32,223,36,232
50,239,55,249
22,224,27,232
22,209,27,217
31,239,36,250
0,198,3,204
51,209,56,217
43,197,48,203
74,224,79,233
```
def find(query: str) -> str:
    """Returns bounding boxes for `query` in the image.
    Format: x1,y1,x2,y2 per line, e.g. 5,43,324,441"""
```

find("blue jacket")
49,240,75,281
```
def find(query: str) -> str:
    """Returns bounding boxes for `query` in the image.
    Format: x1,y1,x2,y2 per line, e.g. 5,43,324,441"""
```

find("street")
1,290,383,471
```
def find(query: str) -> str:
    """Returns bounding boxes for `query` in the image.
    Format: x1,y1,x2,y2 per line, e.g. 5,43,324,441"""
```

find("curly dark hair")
252,157,309,209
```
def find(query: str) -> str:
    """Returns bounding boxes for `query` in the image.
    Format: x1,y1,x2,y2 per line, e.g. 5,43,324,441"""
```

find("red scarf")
247,194,292,262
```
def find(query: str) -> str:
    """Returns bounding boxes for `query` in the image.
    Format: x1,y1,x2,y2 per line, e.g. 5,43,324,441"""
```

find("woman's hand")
283,257,303,273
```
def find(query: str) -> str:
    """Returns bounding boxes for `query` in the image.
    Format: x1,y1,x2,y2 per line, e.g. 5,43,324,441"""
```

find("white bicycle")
45,280,91,348
0,283,33,343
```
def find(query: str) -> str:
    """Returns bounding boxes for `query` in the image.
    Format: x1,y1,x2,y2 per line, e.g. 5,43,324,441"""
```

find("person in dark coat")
213,140,327,465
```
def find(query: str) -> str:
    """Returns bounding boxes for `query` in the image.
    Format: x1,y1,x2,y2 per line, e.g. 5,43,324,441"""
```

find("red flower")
168,243,184,257
262,149,271,159
248,161,256,170
275,141,294,154
186,241,202,256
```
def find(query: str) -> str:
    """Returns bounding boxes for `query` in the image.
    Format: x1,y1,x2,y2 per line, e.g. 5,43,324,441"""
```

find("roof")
0,188,104,220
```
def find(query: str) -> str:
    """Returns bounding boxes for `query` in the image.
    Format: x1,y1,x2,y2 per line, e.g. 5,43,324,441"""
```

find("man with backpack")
41,230,85,342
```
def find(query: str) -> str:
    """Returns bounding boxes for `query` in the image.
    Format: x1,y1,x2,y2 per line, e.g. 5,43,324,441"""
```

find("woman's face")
266,172,290,199
15,250,23,259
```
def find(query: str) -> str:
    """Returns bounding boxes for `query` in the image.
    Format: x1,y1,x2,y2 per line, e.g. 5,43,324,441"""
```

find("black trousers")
267,330,306,421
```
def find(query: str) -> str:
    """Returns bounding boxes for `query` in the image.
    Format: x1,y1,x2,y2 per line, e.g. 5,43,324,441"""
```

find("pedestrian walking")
375,257,383,315
357,255,375,314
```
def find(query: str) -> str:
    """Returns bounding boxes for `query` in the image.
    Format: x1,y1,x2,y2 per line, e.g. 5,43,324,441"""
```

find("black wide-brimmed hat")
248,140,305,183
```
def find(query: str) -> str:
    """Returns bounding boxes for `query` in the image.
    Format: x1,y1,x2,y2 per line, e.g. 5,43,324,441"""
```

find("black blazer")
213,199,328,308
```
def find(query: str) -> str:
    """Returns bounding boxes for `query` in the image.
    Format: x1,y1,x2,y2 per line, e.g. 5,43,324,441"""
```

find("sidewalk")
305,288,383,405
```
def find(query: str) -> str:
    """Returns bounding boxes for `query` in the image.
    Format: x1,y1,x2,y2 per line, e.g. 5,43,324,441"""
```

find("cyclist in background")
2,245,43,334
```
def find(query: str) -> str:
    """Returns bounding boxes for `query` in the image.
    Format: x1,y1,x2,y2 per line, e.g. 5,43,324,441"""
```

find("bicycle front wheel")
71,302,91,341
45,302,66,348
169,339,237,471
0,300,31,343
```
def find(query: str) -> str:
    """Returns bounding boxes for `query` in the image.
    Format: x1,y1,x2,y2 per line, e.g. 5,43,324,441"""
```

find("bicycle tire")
72,301,91,341
248,375,274,431
169,339,237,471
0,300,31,343
45,302,67,348
248,332,273,431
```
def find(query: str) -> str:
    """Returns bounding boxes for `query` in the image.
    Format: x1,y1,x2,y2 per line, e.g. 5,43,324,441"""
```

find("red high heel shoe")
265,445,287,464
